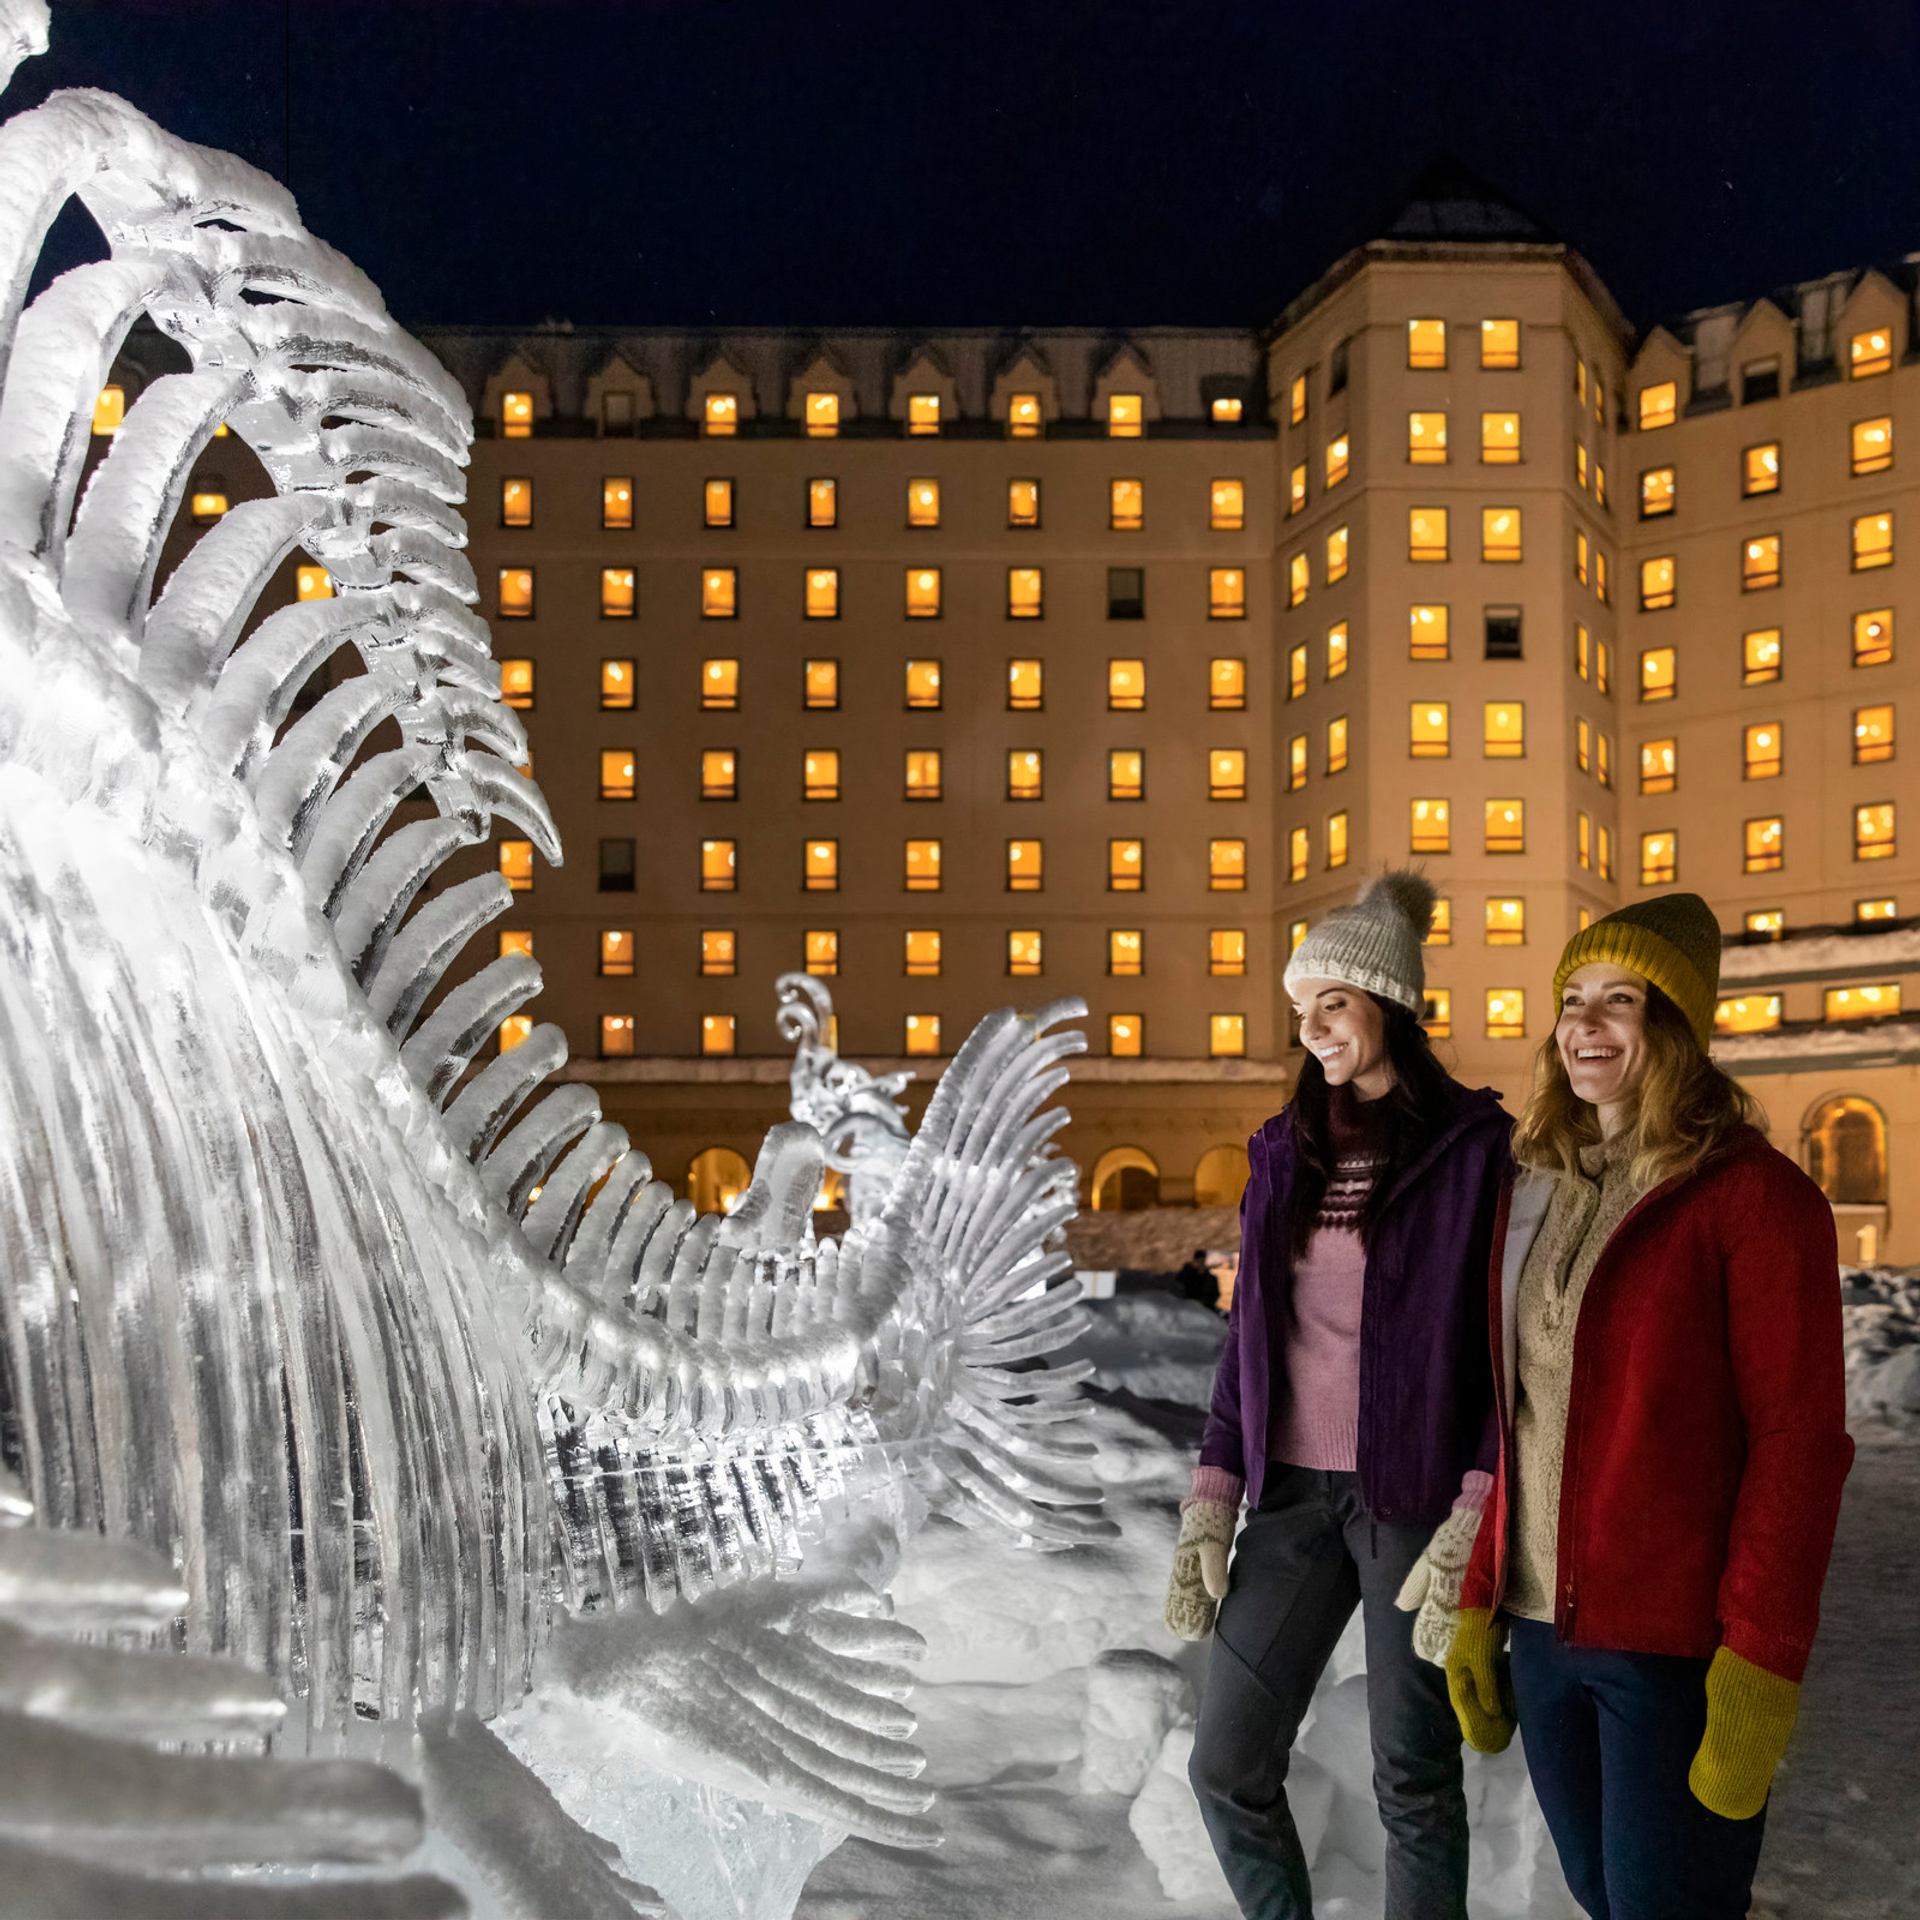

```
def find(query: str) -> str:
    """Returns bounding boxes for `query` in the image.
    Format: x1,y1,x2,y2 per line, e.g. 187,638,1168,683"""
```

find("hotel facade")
117,174,1920,1257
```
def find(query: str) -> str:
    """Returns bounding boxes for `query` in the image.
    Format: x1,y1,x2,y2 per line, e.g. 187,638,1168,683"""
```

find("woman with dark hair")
1447,894,1853,1920
1167,869,1512,1920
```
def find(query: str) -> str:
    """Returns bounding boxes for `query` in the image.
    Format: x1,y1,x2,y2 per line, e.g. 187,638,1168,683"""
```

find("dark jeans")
1509,1618,1769,1920
1188,1464,1468,1920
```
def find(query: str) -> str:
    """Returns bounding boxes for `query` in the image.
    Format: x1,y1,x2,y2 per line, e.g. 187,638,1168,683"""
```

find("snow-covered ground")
797,1278,1920,1920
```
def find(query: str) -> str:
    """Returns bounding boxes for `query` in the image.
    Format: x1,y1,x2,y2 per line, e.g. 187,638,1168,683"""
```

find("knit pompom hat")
1552,892,1722,1050
1283,868,1437,1015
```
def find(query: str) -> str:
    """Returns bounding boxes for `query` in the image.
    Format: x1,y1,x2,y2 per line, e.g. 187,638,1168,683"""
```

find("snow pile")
1056,1288,1229,1411
1842,1266,1920,1430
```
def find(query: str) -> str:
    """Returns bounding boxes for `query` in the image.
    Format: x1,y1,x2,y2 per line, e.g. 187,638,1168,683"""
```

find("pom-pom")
1358,867,1437,941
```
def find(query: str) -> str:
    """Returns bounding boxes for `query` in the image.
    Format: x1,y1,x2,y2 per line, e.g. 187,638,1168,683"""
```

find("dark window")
1107,567,1146,620
598,837,636,891
1741,359,1780,404
1329,336,1351,395
1484,606,1524,660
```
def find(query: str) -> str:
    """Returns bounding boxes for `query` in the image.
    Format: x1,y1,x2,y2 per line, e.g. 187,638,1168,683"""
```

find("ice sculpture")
0,3,1109,1912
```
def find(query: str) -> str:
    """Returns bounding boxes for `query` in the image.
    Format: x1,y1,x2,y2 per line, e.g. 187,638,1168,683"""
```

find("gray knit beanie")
1282,868,1437,1015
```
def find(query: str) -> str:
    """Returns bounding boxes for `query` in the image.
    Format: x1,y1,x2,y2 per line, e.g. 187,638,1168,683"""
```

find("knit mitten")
1164,1498,1235,1641
1394,1501,1483,1667
1445,1607,1515,1752
1688,1647,1800,1820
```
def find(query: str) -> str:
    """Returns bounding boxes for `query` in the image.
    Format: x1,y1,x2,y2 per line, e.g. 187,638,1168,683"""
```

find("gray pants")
1189,1464,1469,1920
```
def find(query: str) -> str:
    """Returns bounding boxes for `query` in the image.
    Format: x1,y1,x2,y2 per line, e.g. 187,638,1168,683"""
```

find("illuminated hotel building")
111,168,1918,1253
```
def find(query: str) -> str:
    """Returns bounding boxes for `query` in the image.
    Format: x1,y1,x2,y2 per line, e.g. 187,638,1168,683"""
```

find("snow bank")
1843,1266,1920,1430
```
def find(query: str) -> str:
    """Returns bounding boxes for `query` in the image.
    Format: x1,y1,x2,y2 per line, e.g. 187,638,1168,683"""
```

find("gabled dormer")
481,349,552,440
1836,269,1906,383
787,344,858,437
584,348,655,436
1727,299,1793,403
1090,341,1161,437
686,349,757,437
988,343,1058,437
888,346,959,436
1627,326,1690,433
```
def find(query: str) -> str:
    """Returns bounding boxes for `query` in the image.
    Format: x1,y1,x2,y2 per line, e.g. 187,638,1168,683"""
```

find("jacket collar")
1254,1081,1507,1198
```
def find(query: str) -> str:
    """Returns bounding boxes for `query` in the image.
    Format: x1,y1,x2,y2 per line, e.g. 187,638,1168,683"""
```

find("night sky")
15,0,1920,336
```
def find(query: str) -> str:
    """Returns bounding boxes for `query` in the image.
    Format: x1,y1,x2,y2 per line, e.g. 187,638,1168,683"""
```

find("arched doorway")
1801,1094,1889,1265
1091,1145,1161,1212
1193,1143,1251,1210
687,1146,752,1214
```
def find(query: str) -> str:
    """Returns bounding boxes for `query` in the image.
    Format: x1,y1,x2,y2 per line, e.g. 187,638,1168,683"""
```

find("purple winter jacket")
1199,1082,1512,1526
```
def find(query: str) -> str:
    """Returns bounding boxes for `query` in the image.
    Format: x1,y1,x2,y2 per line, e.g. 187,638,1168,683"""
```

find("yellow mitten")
1688,1647,1799,1820
1163,1498,1235,1641
1445,1607,1515,1752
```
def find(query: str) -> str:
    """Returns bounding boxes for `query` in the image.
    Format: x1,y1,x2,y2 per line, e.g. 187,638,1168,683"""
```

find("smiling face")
1556,962,1651,1126
1292,978,1392,1099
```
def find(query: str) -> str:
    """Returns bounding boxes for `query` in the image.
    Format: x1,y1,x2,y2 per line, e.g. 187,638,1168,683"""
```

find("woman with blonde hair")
1447,894,1854,1920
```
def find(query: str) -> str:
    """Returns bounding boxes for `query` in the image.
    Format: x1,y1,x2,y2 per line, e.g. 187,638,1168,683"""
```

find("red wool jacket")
1459,1127,1854,1683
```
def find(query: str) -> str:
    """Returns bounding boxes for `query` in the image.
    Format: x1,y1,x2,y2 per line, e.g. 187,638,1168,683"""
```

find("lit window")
500,839,533,893
1409,507,1449,562
1211,929,1246,976
1008,391,1042,437
498,567,535,620
1110,929,1144,976
1485,990,1527,1040
700,838,737,890
1481,318,1520,368
1288,644,1308,700
804,839,840,891
805,929,838,975
1210,838,1247,890
91,384,125,435
1007,748,1044,801
600,476,634,530
1210,479,1244,530
1325,433,1350,488
1327,622,1349,678
1289,373,1308,424
1107,393,1143,438
1743,722,1783,779
904,748,942,799
1008,658,1043,711
1408,318,1447,369
1210,1013,1247,1059
1410,798,1451,854
598,928,635,979
1008,929,1043,976
1410,701,1451,758
1484,702,1524,758
1640,466,1674,517
1289,463,1308,515
808,478,837,528
905,659,941,709
500,658,534,710
1211,396,1244,425
700,929,736,977
1638,381,1677,430
1640,647,1676,702
1744,815,1784,873
697,749,734,801
1008,478,1041,528
905,568,942,618
1574,530,1589,587
1852,416,1893,476
1742,628,1782,685
1575,443,1589,490
1109,1014,1144,1058
601,567,636,618
1110,478,1144,530
1212,749,1248,801
1577,718,1592,772
702,664,737,718
805,391,840,438
1289,825,1309,882
703,392,738,437
1853,511,1893,571
1714,994,1782,1035
1326,525,1349,582
1481,412,1521,464
1597,824,1614,880
1211,657,1247,709
1856,802,1896,860
1826,983,1902,1022
500,476,533,528
907,478,940,528
905,838,942,890
800,657,836,709
1484,798,1525,854
1289,552,1310,608
804,749,840,800
1108,749,1144,800
1287,733,1307,792
702,568,737,618
501,390,533,438
1481,507,1522,562
1326,811,1349,869
295,564,332,602
700,1014,736,1056
1743,438,1783,496
1486,897,1526,945
795,567,837,620
1854,609,1894,667
1577,812,1592,869
1744,534,1782,590
1856,898,1896,922
1408,604,1449,661
1640,555,1676,610
1210,567,1246,618
1109,838,1144,891
1422,990,1452,1039
1108,659,1145,711
903,1013,942,1056
1575,358,1588,404
499,1015,533,1053
1596,639,1612,692
1855,705,1895,764
1327,715,1349,773
1007,567,1044,619
1641,738,1676,794
1574,625,1591,679
498,929,534,960
1850,328,1893,378
1408,411,1448,464
1640,831,1678,885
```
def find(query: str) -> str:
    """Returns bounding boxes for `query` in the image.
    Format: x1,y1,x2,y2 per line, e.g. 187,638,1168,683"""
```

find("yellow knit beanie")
1552,893,1723,1049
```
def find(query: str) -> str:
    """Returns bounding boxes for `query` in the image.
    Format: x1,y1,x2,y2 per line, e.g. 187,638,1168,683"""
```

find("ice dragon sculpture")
0,3,1109,1912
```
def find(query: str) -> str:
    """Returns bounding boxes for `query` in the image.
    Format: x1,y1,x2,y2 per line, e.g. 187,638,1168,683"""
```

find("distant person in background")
1174,1248,1221,1313
1447,895,1854,1920
1165,870,1511,1920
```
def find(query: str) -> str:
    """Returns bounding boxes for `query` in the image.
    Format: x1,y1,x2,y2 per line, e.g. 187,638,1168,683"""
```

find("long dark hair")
1284,995,1462,1259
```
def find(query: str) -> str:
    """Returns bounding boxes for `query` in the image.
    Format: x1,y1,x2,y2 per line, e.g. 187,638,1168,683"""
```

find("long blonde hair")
1512,985,1763,1191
